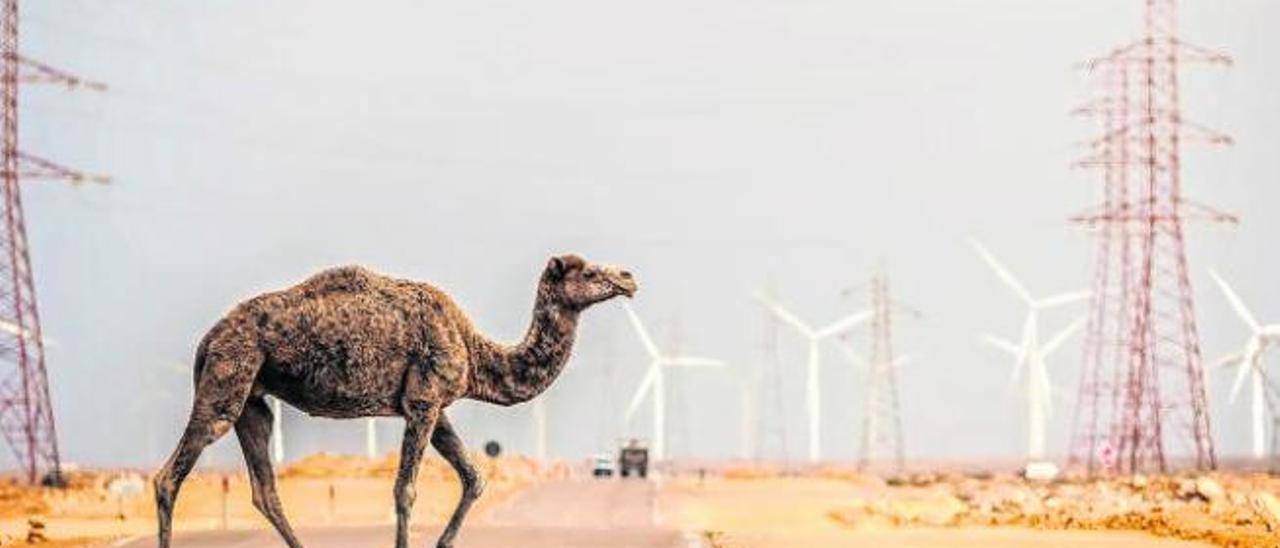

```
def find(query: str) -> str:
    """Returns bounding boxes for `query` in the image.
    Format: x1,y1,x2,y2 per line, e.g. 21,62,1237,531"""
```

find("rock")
1193,477,1225,504
1176,479,1197,500
909,473,939,487
1251,492,1280,532
920,493,968,526
1130,474,1149,488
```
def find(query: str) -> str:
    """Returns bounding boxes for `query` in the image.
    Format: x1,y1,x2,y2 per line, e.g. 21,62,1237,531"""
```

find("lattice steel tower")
0,0,104,484
1068,0,1231,474
755,280,791,462
857,269,906,472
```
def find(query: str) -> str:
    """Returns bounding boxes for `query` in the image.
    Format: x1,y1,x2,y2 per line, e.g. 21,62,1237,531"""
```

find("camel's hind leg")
432,415,484,548
236,396,303,548
154,339,261,548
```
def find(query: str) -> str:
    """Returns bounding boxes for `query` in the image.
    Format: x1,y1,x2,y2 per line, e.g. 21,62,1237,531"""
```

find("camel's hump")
296,265,386,296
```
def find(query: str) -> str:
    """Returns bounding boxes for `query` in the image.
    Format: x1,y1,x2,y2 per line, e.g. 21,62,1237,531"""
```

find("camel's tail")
191,332,212,390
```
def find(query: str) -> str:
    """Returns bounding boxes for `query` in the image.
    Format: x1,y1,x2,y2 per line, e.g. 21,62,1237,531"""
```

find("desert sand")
1,456,1277,547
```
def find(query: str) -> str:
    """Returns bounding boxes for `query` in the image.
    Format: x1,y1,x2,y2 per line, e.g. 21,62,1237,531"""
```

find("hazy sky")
13,0,1279,469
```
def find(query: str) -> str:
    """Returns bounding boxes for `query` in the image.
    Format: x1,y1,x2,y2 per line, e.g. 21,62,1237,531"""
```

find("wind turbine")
752,291,871,462
737,366,763,460
365,418,379,459
1208,269,1280,459
982,319,1083,460
532,398,548,460
270,397,285,463
131,361,188,462
970,239,1088,461
622,303,725,462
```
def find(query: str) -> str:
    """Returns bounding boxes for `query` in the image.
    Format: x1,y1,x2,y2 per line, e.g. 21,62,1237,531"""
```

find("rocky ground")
818,470,1280,547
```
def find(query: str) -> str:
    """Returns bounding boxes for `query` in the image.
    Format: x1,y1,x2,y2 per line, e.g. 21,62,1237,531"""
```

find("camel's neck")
466,292,579,406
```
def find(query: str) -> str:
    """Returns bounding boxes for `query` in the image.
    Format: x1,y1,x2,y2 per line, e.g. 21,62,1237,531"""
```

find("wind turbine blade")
663,357,725,368
1227,338,1261,404
622,303,662,360
981,335,1022,357
625,365,659,422
832,341,869,369
0,320,25,338
1229,359,1250,404
1037,291,1091,309
1042,318,1086,356
0,320,52,346
980,334,1024,396
1006,358,1024,397
1209,269,1261,331
1228,340,1258,404
969,239,1034,305
815,310,872,339
1014,316,1033,388
752,291,815,337
1214,353,1242,370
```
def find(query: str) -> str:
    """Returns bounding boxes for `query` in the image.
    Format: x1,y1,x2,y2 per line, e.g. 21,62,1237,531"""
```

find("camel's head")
541,254,637,309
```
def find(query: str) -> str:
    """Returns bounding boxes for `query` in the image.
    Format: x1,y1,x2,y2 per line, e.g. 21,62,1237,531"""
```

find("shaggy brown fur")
153,255,636,548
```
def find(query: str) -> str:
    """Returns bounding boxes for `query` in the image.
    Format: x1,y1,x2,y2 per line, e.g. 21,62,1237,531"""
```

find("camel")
153,254,637,548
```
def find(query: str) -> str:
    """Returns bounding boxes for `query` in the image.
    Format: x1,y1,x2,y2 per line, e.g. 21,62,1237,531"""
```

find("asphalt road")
116,479,693,548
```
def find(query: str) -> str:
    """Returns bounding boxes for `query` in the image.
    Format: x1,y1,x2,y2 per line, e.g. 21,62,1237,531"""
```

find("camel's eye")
583,271,597,280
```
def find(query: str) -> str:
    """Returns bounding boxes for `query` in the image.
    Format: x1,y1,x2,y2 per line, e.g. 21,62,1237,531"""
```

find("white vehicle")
591,453,615,478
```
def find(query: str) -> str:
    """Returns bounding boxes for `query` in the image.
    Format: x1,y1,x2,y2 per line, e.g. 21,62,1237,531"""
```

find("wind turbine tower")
753,291,869,462
532,398,548,460
270,397,285,463
365,419,378,459
622,303,725,461
737,366,762,460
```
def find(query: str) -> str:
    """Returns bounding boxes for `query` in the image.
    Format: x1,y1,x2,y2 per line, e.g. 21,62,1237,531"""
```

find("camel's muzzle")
610,270,638,298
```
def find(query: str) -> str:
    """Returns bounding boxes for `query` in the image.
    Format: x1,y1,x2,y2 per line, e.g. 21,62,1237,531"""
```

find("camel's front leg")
431,415,485,548
393,405,440,548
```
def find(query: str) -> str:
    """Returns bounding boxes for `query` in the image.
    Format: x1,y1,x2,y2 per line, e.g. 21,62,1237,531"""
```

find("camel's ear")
545,254,584,280
546,257,567,280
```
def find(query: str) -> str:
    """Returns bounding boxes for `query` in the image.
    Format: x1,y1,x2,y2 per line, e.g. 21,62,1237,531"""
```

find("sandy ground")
658,476,1220,547
704,528,1215,548
2,457,1278,547
0,453,561,545
112,480,684,548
